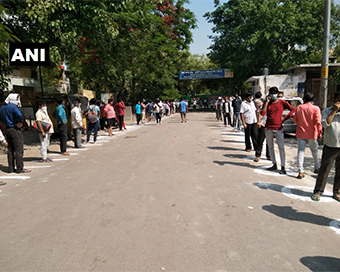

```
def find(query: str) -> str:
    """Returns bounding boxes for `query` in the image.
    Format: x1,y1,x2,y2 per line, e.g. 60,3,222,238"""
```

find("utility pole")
320,0,331,109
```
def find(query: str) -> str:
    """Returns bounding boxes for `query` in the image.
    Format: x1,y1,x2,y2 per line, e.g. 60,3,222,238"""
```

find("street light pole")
320,0,331,109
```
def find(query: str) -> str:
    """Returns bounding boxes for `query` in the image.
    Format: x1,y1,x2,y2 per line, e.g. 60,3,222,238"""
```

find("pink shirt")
104,104,115,119
293,102,322,139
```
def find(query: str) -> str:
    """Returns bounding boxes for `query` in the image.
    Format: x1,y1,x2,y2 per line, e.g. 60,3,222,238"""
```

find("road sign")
179,69,233,80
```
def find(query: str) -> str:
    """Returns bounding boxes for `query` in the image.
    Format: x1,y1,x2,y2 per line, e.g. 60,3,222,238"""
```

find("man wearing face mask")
261,87,295,174
52,98,69,155
0,93,31,173
35,101,54,162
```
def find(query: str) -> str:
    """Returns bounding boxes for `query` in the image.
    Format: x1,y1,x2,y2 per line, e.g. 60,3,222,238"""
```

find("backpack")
87,106,97,123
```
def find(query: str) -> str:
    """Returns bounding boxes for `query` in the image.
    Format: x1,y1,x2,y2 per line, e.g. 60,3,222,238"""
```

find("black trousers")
58,123,67,153
223,113,232,126
256,126,266,158
244,123,258,151
118,115,124,130
100,117,107,130
136,114,141,125
314,145,340,195
6,127,24,172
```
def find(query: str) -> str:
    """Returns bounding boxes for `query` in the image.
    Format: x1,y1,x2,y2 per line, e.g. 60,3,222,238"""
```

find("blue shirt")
52,104,67,125
135,104,141,114
0,103,23,128
179,101,188,112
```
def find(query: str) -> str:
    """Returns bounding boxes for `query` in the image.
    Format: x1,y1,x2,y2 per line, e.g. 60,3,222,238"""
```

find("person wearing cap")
0,94,31,173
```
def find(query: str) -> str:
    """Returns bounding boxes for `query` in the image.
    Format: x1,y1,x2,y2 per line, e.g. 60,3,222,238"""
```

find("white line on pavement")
0,176,30,180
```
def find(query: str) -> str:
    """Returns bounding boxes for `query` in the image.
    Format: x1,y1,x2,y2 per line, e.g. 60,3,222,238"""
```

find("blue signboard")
179,69,233,80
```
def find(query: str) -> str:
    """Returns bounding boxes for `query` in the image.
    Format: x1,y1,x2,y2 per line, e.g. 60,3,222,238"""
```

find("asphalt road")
0,112,339,272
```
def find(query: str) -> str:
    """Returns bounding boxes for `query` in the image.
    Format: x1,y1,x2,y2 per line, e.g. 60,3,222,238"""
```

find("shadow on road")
253,182,311,197
262,205,333,226
300,256,340,271
208,146,243,152
213,160,257,169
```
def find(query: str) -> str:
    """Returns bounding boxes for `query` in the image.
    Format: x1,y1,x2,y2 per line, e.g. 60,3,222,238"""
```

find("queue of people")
220,87,340,203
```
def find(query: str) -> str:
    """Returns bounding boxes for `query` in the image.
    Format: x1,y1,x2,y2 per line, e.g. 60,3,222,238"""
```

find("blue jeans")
87,121,99,142
297,138,320,173
233,112,241,129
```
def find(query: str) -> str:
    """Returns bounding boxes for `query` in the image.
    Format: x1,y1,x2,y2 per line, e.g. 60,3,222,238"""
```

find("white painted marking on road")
209,175,213,178
96,140,109,143
243,157,272,163
69,148,89,151
28,165,51,169
282,185,333,202
53,153,79,156
330,220,340,235
0,176,30,180
51,158,69,161
83,143,103,146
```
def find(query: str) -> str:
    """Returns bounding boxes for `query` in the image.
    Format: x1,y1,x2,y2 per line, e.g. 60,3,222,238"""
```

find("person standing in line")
141,99,147,124
36,101,54,161
153,99,162,125
278,91,284,98
0,93,31,173
71,98,84,148
254,91,270,162
114,98,126,131
240,92,258,152
293,92,322,179
228,96,234,126
85,98,100,144
261,86,295,174
232,93,242,130
311,91,340,202
100,101,107,131
216,97,222,121
178,97,188,123
105,98,115,136
222,96,232,127
147,100,154,122
0,129,8,185
135,101,142,125
52,97,70,156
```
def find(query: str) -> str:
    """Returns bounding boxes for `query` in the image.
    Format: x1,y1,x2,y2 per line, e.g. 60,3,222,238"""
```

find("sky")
184,0,216,56
185,0,340,56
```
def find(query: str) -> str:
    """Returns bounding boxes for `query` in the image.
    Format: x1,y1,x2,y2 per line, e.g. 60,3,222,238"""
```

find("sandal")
311,193,321,202
0,181,6,186
332,194,340,202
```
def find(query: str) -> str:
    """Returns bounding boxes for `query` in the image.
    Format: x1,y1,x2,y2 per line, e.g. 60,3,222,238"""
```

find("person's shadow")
262,205,333,227
301,256,340,271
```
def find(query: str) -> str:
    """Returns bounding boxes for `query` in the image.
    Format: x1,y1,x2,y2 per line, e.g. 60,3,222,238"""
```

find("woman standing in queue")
114,98,126,131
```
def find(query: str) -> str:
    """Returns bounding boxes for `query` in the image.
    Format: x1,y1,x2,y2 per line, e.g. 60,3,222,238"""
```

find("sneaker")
297,172,305,179
254,157,260,162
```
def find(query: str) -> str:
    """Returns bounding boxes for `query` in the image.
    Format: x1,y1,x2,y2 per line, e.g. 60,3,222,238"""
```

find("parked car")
282,97,304,133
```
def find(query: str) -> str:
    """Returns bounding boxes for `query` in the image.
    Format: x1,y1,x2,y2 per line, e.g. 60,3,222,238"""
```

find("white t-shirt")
240,101,257,124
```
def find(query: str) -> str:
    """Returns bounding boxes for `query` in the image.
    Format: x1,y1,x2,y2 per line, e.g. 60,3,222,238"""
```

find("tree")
205,0,340,91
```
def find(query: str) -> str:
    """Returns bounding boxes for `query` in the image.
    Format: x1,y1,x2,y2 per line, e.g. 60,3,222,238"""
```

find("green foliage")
205,0,340,90
1,0,197,101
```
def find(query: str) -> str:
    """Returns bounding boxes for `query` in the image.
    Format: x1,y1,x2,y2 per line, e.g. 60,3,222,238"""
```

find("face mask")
41,106,47,112
269,94,278,100
62,102,65,108
78,103,81,107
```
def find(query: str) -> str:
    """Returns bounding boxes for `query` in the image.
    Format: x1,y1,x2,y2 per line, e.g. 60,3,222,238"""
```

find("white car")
282,97,304,133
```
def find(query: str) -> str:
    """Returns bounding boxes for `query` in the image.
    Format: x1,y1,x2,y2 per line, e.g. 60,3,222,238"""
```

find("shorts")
107,118,117,127
180,112,186,118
